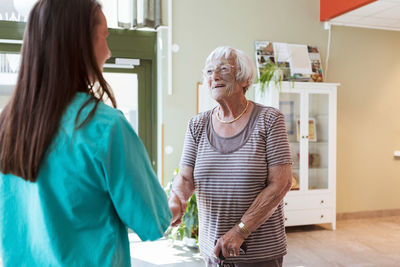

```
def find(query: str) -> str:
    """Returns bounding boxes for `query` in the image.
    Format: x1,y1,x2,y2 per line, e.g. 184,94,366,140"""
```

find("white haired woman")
168,46,293,267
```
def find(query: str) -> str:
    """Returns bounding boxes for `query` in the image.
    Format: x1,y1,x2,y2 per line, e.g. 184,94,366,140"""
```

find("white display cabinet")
255,81,338,230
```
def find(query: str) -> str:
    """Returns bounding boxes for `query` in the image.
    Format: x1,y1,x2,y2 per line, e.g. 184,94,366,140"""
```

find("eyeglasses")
202,64,235,78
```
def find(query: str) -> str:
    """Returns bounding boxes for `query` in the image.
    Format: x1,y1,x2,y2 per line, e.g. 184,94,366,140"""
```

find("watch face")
238,221,249,234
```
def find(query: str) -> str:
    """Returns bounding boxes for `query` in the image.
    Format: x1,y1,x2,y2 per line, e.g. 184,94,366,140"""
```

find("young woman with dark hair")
0,0,172,266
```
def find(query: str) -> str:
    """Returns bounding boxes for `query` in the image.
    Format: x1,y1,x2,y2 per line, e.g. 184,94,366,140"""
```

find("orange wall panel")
320,0,377,21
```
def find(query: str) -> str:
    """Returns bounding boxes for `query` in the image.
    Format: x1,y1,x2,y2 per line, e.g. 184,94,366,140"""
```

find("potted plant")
257,59,291,93
164,170,199,248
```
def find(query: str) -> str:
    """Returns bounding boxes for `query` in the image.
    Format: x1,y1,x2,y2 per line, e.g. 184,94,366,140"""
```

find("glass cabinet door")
279,92,301,191
308,93,329,190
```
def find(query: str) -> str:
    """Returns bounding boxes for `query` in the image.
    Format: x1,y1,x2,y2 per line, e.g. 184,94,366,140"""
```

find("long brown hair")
0,0,116,182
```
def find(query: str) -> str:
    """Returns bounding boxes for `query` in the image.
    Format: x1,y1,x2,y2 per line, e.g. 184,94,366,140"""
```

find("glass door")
103,60,156,169
279,92,301,191
307,92,329,190
103,71,139,132
0,54,155,166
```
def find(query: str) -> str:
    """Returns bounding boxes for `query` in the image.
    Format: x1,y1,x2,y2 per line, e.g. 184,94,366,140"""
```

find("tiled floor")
1,216,399,266
130,216,400,267
284,216,400,267
130,237,204,267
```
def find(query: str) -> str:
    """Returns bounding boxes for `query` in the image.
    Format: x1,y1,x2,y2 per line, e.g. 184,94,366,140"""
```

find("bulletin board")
255,41,324,82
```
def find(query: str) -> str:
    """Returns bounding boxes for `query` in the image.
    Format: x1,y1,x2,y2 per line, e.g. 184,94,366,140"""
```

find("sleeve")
98,113,171,241
265,110,293,167
179,119,198,167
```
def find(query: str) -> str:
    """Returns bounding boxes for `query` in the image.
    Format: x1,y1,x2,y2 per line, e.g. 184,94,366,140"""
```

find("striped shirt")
180,102,292,263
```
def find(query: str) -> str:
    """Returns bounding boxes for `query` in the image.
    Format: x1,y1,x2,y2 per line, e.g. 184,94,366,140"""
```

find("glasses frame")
202,64,236,78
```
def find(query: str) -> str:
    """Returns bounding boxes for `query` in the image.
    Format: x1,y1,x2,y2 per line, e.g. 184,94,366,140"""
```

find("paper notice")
289,44,312,74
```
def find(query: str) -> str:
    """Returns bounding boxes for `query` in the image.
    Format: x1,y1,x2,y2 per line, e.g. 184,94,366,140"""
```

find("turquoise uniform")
0,93,171,266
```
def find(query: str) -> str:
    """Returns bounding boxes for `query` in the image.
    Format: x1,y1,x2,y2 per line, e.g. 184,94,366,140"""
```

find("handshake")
166,166,195,227
168,188,187,226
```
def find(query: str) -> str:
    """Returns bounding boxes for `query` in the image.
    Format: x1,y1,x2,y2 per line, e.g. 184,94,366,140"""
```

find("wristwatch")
237,221,250,235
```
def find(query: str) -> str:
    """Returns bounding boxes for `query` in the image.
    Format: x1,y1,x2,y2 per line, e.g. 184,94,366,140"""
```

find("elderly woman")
169,46,293,267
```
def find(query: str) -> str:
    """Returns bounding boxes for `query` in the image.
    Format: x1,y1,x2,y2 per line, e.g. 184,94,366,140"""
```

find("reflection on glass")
308,93,329,190
0,53,20,112
103,72,138,132
279,92,300,190
0,53,20,73
98,0,118,28
117,0,132,28
0,0,31,22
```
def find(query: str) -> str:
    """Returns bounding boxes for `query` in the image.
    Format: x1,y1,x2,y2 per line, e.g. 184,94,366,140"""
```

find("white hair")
203,46,256,93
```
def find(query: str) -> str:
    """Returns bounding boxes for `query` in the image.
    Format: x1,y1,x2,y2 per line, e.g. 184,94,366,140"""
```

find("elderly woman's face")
204,57,238,100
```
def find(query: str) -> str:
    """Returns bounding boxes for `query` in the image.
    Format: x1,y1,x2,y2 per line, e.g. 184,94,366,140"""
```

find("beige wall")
163,0,400,213
329,26,400,212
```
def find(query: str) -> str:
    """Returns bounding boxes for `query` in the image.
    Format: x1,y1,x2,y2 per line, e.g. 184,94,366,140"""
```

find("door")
307,91,330,191
279,88,331,192
0,51,156,168
279,91,302,191
1,22,158,171
103,59,155,166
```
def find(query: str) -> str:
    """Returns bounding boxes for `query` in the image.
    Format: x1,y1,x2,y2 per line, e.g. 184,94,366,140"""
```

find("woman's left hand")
213,227,245,259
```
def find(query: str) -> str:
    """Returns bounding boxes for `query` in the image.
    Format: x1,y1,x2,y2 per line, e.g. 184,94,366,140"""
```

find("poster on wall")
255,41,275,77
308,45,324,82
255,41,324,82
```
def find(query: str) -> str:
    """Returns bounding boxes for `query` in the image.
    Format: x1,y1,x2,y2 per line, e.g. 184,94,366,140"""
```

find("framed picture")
296,118,317,141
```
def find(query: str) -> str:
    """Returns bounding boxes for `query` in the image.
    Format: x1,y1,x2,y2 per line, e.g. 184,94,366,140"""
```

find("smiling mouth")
213,84,225,89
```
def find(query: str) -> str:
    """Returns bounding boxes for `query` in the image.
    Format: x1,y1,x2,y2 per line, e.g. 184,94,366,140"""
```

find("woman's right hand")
168,194,185,226
168,166,194,226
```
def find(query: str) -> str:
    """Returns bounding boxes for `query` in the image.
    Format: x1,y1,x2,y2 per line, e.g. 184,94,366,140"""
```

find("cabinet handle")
284,202,288,206
285,217,288,221
320,200,324,204
320,214,324,219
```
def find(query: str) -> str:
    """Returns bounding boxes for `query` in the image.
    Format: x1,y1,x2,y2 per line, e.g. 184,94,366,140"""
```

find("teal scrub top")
0,93,172,266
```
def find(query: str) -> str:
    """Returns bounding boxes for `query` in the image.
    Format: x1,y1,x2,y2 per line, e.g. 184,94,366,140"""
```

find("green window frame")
0,21,158,170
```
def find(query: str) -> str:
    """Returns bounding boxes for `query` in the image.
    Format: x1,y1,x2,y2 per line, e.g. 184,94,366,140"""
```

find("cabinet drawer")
284,209,332,226
283,194,331,210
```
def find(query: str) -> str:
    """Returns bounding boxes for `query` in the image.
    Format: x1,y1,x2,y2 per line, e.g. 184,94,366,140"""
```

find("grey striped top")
180,102,292,263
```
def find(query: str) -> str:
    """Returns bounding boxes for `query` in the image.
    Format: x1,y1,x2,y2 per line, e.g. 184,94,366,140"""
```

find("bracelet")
237,221,251,235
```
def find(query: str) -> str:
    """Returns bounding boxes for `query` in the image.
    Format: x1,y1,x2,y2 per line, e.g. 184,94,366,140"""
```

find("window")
0,1,30,22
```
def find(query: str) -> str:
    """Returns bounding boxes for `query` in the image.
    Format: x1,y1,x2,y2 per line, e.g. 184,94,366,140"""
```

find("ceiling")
329,0,400,31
